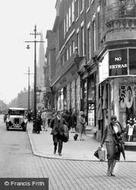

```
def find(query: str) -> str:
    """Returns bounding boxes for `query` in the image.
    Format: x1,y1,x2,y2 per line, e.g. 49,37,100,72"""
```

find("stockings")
107,159,116,175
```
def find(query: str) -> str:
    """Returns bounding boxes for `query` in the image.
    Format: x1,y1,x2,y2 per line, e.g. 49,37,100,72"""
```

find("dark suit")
51,116,65,154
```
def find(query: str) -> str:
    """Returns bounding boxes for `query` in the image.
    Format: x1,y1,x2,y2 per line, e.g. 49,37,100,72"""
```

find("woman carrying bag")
101,115,125,177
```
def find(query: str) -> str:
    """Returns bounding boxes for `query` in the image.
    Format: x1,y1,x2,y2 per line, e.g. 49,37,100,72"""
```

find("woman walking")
77,111,86,141
101,115,125,177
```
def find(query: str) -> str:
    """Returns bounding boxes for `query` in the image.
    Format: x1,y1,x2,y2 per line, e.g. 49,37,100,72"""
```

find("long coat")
101,121,125,160
51,117,65,136
76,115,86,133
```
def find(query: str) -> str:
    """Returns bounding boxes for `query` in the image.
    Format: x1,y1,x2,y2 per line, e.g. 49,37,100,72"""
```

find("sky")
0,0,56,104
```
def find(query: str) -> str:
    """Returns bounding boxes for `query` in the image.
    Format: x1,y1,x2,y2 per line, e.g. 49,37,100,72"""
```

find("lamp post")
25,25,45,133
25,67,33,111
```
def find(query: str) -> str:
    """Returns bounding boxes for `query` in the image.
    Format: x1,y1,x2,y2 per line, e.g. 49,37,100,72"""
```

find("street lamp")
25,25,45,133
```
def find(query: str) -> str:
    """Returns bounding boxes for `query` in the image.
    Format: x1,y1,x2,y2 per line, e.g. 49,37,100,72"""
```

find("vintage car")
6,107,28,131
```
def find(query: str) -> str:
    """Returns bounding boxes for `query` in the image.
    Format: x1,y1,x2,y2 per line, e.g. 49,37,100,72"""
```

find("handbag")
98,148,105,161
94,147,105,161
94,149,99,159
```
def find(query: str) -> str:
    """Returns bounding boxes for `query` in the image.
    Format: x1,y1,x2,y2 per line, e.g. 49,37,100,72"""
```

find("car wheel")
6,126,9,130
23,127,26,131
23,124,27,131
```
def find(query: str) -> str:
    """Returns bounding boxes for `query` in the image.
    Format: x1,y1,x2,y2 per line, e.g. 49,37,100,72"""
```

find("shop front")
98,47,136,142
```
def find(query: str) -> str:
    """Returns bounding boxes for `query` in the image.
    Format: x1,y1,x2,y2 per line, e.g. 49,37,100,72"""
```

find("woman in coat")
77,111,86,141
101,115,125,177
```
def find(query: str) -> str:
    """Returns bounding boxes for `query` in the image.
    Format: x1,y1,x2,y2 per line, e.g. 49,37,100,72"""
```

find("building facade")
46,0,136,142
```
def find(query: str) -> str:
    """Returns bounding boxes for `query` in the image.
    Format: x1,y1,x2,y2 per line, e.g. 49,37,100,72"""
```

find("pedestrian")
41,109,47,131
127,117,134,141
35,112,42,134
101,115,125,177
77,111,86,141
71,110,77,133
62,110,71,130
50,111,67,156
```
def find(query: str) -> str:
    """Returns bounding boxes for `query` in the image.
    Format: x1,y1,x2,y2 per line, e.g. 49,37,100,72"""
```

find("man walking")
50,111,66,156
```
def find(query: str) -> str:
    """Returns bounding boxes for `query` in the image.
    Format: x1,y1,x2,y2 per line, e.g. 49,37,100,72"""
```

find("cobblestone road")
0,117,136,190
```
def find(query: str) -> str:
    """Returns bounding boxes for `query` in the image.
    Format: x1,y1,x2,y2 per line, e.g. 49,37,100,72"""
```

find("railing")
105,2,136,32
105,2,136,23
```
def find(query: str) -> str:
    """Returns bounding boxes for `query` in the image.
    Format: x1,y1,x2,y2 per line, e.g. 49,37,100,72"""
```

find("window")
69,45,72,57
80,0,84,12
88,25,91,60
81,26,85,56
69,6,72,27
72,0,75,22
129,49,136,75
92,18,96,52
66,48,69,60
64,17,66,37
72,40,75,53
109,49,127,76
66,13,69,32
76,31,80,55
97,6,101,48
75,0,79,20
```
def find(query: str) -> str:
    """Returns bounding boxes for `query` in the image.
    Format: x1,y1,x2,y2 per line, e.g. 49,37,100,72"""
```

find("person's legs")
106,142,115,176
53,135,58,154
42,120,45,131
107,159,112,176
80,126,83,140
110,159,116,176
58,139,63,156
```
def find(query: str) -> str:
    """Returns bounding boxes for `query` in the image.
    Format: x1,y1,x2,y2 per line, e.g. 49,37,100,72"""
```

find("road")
0,115,136,190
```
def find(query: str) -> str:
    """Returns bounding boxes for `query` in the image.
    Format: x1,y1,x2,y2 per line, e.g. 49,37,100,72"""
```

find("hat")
111,115,117,121
80,111,84,115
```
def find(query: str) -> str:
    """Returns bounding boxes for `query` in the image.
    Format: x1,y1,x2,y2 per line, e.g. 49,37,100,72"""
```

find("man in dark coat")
35,112,42,134
50,111,66,156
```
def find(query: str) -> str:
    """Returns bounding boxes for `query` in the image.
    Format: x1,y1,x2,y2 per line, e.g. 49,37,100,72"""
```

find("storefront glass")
119,78,136,142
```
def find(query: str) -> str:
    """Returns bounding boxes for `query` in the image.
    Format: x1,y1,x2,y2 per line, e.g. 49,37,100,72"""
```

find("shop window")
129,49,136,75
109,49,127,76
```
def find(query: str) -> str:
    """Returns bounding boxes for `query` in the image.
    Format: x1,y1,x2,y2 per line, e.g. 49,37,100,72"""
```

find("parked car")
6,107,28,131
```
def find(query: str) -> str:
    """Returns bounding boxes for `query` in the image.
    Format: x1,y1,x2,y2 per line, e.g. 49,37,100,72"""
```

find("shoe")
58,153,62,156
54,151,56,154
106,172,111,177
111,174,116,177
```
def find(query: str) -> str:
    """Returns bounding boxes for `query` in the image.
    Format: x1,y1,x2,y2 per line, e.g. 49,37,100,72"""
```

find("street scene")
1,0,136,190
0,114,136,190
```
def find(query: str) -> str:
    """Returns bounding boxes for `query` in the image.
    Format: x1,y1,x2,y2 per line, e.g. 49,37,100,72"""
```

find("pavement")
27,122,136,162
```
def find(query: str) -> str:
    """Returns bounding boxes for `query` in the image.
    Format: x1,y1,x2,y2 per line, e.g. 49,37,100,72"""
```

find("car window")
8,110,25,115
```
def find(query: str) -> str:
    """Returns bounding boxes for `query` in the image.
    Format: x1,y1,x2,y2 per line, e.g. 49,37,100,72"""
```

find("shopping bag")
98,148,105,161
94,149,99,159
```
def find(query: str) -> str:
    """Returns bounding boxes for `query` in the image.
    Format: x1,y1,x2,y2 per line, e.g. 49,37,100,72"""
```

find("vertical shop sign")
109,49,127,76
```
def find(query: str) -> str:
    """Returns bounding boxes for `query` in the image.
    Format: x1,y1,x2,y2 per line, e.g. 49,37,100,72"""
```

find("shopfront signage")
109,64,127,69
109,49,127,76
99,52,109,83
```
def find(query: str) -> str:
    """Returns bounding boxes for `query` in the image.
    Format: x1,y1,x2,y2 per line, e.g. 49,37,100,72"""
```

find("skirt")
106,141,120,161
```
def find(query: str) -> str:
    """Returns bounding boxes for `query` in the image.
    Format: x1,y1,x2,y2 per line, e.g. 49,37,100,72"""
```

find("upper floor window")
75,0,80,19
69,6,72,27
81,26,85,56
92,17,96,52
80,0,84,12
72,40,75,53
76,31,80,55
72,0,75,23
87,24,91,60
64,17,66,37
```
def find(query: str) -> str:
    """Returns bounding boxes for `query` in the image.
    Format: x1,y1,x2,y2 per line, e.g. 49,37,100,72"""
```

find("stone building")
46,0,136,141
